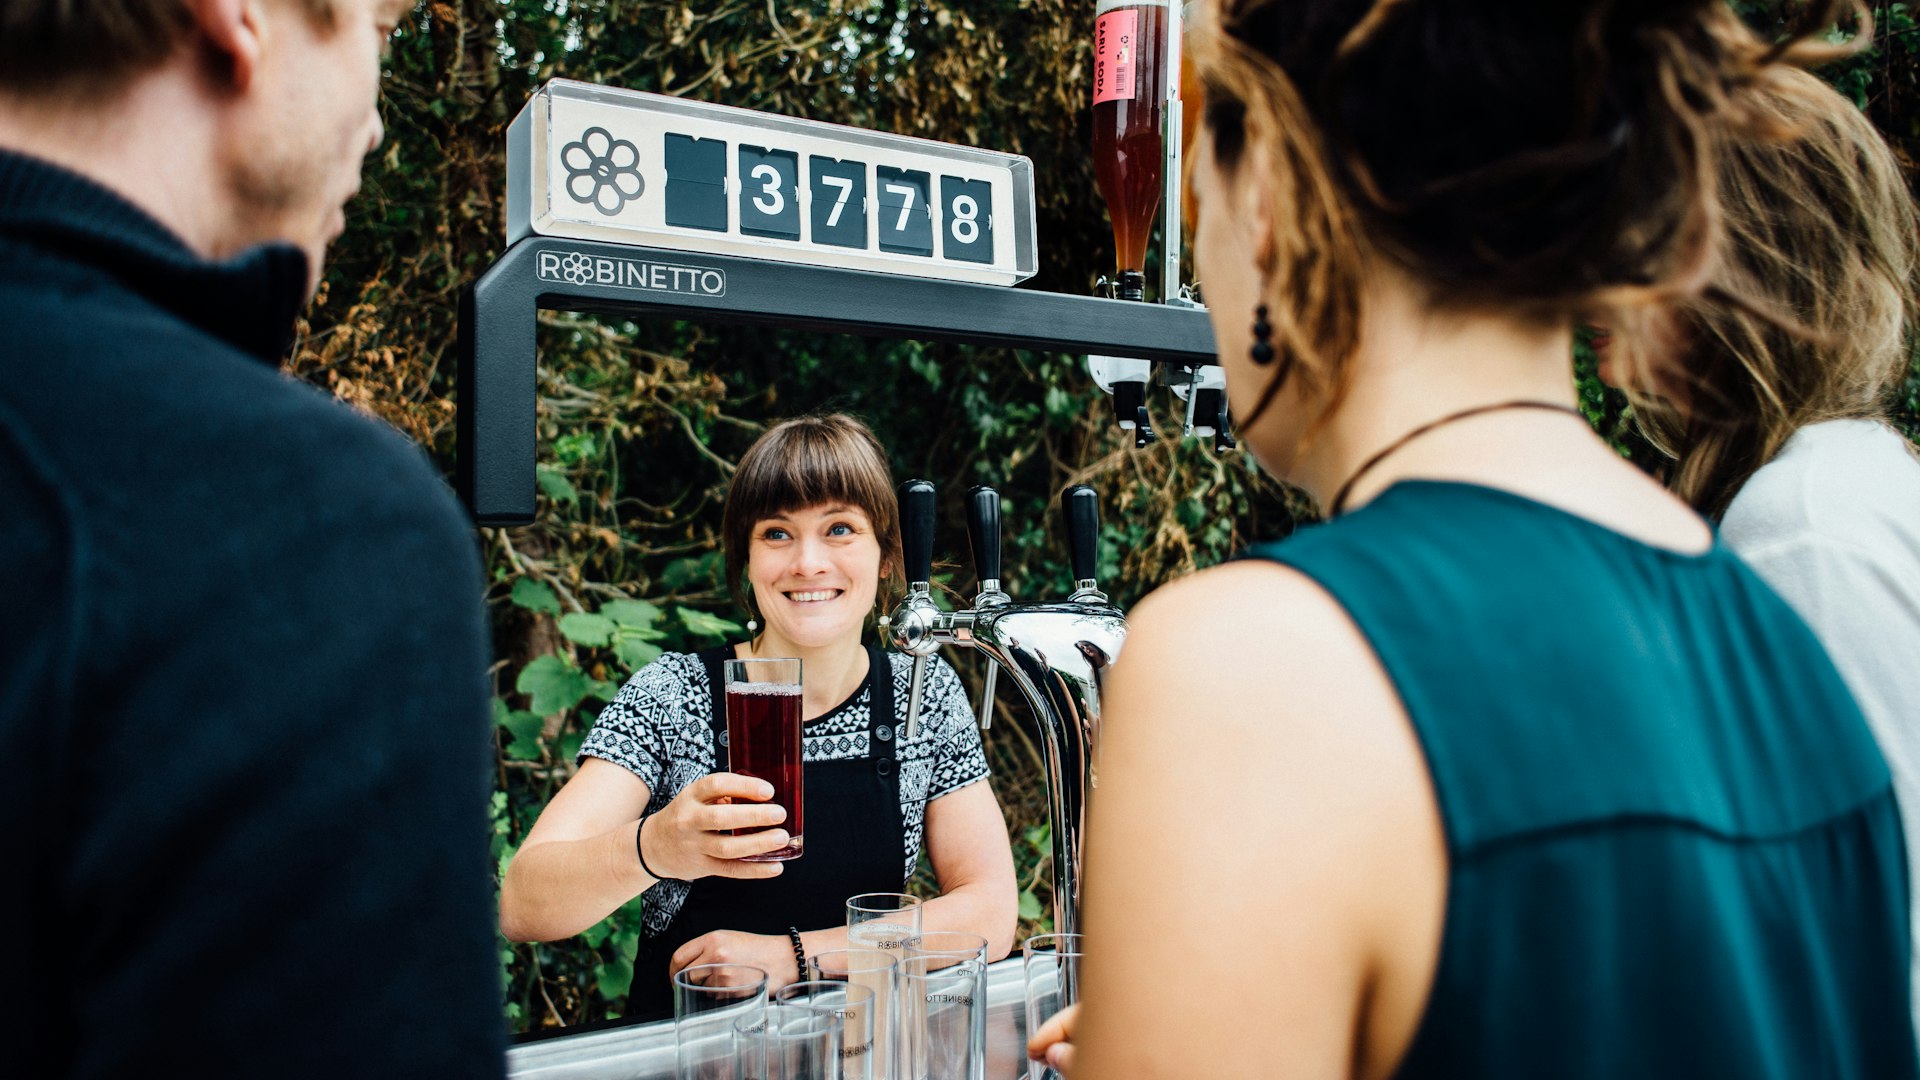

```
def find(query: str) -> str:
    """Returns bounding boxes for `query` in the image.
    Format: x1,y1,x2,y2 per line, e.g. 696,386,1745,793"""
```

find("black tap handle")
901,479,936,585
1063,485,1100,584
967,486,1002,585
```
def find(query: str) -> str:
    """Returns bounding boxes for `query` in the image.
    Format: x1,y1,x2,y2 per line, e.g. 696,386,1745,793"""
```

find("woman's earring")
1250,304,1276,366
746,617,758,633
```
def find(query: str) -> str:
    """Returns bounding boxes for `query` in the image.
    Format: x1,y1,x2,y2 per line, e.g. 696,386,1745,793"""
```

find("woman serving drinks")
501,414,1016,1021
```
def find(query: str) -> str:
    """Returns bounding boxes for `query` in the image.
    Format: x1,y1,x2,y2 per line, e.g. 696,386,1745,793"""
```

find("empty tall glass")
845,894,921,1078
898,954,985,1080
902,931,988,971
1022,933,1083,1080
733,1003,842,1080
904,929,988,1070
807,949,900,1080
675,963,769,1080
846,893,922,953
775,980,877,1080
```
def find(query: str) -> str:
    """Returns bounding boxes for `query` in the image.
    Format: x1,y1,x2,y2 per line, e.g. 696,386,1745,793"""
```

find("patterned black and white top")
578,649,990,941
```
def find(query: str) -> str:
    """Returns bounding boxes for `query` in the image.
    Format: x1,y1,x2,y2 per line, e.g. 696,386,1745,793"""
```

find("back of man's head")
0,1,334,100
0,0,393,299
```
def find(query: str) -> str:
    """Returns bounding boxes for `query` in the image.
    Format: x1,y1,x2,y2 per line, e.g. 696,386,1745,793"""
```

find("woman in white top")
1603,66,1920,1021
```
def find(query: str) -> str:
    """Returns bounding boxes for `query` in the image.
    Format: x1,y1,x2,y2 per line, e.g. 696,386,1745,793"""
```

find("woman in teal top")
1030,1,1916,1077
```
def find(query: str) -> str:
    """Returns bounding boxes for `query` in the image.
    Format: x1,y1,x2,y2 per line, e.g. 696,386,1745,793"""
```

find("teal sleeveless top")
1242,481,1916,1080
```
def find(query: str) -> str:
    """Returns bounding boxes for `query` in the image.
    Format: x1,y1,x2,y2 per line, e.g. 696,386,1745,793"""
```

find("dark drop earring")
1250,304,1276,366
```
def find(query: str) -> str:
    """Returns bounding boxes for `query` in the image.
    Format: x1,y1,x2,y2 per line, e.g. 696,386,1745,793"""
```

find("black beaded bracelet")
787,926,807,982
634,815,683,883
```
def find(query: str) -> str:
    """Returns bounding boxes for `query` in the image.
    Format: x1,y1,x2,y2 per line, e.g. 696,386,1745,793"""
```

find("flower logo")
561,127,643,216
559,252,594,285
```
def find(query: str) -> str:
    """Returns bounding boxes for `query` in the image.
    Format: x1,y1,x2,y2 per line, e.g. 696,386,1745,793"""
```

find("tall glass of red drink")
723,657,804,861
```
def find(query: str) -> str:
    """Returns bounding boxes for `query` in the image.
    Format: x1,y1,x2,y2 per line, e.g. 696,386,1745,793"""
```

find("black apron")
628,642,907,1020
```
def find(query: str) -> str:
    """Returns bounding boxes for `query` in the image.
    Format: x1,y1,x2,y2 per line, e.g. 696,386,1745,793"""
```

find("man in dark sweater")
0,1,504,1075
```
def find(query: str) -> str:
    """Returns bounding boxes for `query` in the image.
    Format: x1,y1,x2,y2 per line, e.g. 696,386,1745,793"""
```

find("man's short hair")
0,0,335,98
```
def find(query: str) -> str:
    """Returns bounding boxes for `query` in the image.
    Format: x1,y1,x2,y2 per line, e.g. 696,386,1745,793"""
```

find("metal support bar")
456,237,1217,524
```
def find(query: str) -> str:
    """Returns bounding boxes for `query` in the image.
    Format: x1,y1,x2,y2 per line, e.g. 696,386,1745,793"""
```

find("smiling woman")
499,413,1018,1022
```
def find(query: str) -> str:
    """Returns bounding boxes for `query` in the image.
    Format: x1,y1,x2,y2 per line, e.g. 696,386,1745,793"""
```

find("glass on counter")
1022,933,1084,1080
774,980,877,1080
807,948,901,1080
674,963,768,1080
733,1003,843,1080
898,954,986,1080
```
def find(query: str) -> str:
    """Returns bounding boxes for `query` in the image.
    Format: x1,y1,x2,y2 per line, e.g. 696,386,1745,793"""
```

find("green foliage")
510,578,562,616
304,0,1919,1034
515,655,615,716
495,699,546,762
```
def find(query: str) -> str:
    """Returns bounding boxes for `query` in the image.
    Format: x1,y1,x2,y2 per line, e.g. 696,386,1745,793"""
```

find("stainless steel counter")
509,957,1034,1079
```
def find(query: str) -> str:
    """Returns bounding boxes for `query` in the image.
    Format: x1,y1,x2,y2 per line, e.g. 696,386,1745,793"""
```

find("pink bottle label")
1093,9,1139,105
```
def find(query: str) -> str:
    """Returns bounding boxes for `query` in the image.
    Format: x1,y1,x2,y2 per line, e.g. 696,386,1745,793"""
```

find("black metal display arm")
457,236,1217,525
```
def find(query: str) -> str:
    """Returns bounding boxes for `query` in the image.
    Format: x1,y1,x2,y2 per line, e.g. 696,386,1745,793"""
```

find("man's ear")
188,0,264,93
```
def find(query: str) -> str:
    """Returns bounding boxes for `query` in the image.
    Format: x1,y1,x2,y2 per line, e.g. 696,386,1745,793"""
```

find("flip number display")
737,145,800,240
940,176,993,264
662,132,727,232
808,155,868,249
876,166,934,257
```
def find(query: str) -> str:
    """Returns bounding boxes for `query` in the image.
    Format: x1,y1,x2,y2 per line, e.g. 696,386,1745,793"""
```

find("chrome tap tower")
888,480,1125,952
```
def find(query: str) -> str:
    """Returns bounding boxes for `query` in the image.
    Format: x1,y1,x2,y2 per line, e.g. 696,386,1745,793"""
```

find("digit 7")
884,182,916,231
822,175,854,227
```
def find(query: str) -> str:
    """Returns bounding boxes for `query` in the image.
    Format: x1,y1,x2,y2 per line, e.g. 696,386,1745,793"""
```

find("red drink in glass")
725,669,804,862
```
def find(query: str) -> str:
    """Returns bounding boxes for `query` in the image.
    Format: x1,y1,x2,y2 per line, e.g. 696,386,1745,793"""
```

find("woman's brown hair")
720,413,904,619
1190,0,1870,439
1624,68,1920,519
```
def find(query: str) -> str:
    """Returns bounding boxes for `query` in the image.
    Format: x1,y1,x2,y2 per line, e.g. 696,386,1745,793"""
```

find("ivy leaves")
559,598,675,669
496,580,746,767
516,656,612,718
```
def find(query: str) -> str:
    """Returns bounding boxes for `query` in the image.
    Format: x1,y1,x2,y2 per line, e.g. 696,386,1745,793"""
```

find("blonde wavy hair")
1621,67,1920,519
1188,0,1871,444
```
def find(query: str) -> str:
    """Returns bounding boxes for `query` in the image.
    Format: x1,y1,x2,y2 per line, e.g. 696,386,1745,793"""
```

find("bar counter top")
508,956,1035,1079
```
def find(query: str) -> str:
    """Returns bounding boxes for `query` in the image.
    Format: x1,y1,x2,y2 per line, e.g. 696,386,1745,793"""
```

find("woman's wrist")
634,814,685,884
786,927,807,981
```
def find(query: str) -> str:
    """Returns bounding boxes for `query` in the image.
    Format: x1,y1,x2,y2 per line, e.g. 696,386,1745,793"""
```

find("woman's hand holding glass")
640,772,794,881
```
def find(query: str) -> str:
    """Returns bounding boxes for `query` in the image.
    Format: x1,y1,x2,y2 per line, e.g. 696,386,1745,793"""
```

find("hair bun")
1212,0,1870,310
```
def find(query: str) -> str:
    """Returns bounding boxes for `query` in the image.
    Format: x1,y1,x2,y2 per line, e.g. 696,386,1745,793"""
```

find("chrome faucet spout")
883,480,1124,1006
969,600,1126,944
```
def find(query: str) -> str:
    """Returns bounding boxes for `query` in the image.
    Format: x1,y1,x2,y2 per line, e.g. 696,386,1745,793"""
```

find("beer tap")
966,486,1011,730
970,484,1122,942
886,480,1126,942
890,478,941,741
